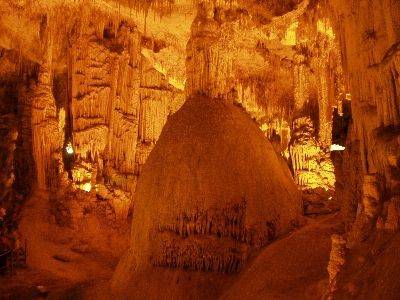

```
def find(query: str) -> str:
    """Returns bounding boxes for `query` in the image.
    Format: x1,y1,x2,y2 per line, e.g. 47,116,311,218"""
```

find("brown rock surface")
109,95,303,299
220,213,343,300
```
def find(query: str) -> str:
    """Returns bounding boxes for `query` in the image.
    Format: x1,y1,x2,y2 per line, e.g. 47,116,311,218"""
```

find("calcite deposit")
110,95,303,299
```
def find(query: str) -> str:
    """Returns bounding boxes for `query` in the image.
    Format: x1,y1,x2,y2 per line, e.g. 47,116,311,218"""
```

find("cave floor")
0,189,126,300
0,211,344,300
222,212,344,300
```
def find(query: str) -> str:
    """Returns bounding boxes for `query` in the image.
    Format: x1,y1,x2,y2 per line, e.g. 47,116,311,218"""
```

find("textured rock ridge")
67,13,185,194
320,1,400,299
109,95,303,299
0,0,348,221
0,3,187,227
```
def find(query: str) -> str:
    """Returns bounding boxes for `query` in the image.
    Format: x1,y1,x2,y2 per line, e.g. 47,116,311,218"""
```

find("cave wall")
185,0,345,206
321,0,400,298
328,0,400,175
0,2,187,226
0,0,348,226
67,15,185,193
0,48,40,215
0,0,353,229
326,0,400,243
108,0,350,297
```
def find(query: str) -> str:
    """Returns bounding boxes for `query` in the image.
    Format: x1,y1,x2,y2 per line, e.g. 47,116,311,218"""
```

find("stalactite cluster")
4,0,400,298
25,52,65,191
68,16,184,194
156,234,250,272
289,116,335,190
153,201,280,272
0,1,350,233
0,1,188,230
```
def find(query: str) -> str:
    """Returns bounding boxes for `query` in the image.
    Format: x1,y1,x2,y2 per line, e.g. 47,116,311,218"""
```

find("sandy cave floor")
0,191,344,300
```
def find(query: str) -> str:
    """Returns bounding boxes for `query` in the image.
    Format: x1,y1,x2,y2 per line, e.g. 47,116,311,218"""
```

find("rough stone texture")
335,125,364,233
322,0,400,298
289,116,335,191
110,95,303,299
0,0,348,221
67,13,185,194
185,0,344,159
0,2,188,230
323,234,347,298
0,116,18,204
326,0,400,176
0,48,40,203
383,196,400,232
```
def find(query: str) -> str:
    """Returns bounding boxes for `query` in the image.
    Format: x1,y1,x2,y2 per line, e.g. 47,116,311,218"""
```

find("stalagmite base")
109,95,303,300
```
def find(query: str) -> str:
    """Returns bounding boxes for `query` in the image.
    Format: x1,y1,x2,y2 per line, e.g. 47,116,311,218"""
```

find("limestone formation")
0,0,346,211
110,95,303,299
289,116,335,189
323,233,347,299
68,16,185,195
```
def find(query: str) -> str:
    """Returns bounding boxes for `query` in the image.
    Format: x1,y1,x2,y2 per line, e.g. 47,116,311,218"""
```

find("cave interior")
0,0,400,299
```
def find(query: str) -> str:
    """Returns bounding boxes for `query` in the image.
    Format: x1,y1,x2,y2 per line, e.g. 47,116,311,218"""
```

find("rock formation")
110,94,303,299
321,1,400,298
0,0,345,220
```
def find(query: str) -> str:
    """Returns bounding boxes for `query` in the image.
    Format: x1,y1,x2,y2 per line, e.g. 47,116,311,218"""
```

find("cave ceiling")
0,0,316,90
0,0,344,199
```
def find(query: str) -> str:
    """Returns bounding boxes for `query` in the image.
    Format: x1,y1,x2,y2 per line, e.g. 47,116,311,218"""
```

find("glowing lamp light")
83,182,91,192
331,144,345,151
66,142,74,154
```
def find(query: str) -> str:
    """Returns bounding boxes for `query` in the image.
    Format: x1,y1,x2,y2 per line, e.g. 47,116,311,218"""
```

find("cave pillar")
316,61,333,151
293,53,310,114
185,1,233,99
30,26,64,190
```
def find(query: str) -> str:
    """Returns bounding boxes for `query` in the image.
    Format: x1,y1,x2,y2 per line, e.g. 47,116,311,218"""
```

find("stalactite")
67,16,184,192
138,89,169,144
154,203,277,273
289,116,335,190
293,53,310,112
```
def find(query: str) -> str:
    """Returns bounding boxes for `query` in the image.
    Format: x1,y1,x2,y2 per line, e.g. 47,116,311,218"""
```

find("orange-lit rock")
324,233,347,297
110,95,303,299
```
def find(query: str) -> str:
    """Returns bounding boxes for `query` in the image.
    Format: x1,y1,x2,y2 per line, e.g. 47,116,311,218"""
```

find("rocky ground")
0,190,346,300
0,190,129,300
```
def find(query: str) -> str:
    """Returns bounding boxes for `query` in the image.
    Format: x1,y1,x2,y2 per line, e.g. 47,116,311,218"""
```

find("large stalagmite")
109,95,303,299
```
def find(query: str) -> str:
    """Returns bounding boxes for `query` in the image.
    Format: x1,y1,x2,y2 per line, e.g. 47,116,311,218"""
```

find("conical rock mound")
110,96,303,299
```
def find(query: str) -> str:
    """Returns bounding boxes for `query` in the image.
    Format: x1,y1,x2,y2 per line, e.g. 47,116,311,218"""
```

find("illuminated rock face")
290,116,335,190
68,16,185,193
321,1,400,299
329,0,400,223
184,2,343,208
110,95,303,299
0,1,346,202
